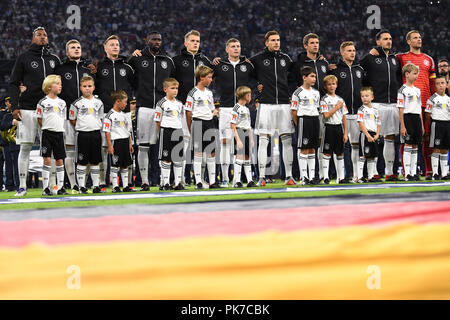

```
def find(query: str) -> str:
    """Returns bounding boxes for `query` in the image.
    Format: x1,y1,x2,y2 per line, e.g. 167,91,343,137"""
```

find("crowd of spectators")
0,0,448,70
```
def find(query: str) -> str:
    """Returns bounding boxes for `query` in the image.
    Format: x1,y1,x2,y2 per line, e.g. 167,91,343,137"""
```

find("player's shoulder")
293,86,303,96
321,93,330,101
311,87,320,95
232,103,241,112
357,105,366,113
37,96,48,105
105,109,115,118
336,94,345,102
187,87,198,97
428,93,438,103
398,84,407,94
279,51,292,62
156,97,167,108
72,96,84,105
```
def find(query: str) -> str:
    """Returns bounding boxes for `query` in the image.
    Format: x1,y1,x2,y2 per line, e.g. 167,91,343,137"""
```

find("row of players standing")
8,27,441,195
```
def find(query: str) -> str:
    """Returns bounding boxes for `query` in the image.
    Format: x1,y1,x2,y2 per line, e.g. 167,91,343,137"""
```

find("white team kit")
320,94,348,125
357,105,380,133
69,96,104,132
185,87,215,121
36,96,67,132
103,109,132,140
154,97,184,129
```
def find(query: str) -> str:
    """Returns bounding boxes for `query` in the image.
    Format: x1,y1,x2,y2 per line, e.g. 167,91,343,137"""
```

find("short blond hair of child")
111,90,128,104
236,86,251,100
42,74,61,94
195,65,213,83
360,86,374,95
402,63,419,77
80,75,94,84
163,78,179,88
323,75,338,87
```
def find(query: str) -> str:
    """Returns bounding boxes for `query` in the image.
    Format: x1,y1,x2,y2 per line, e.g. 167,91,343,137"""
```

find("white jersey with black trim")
184,87,215,120
36,95,66,132
357,105,380,133
425,93,450,121
69,96,104,131
290,86,320,116
154,97,184,129
397,84,422,115
320,94,348,125
230,103,251,130
103,109,131,140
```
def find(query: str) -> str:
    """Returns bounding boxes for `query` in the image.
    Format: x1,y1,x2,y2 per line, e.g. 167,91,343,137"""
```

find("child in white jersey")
357,87,381,183
155,78,185,190
425,75,450,180
398,63,424,181
69,76,105,194
230,86,256,188
36,74,67,196
103,90,134,192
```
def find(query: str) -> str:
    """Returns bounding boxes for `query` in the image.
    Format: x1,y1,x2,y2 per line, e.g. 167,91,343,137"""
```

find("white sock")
322,154,331,180
18,144,32,189
336,155,345,182
431,153,439,176
383,139,395,176
138,146,150,185
367,159,376,179
111,167,119,188
194,155,202,185
202,153,207,183
42,165,51,189
374,157,379,176
318,152,324,180
281,135,293,178
50,159,56,189
121,168,129,188
99,147,108,185
258,136,269,179
411,148,418,176
244,160,252,183
173,162,182,186
207,157,216,185
91,165,100,187
128,166,133,185
307,153,316,180
358,157,365,180
298,151,308,180
76,165,87,188
440,154,448,177
181,138,189,184
56,165,65,189
351,144,359,179
65,148,77,188
220,143,231,182
403,146,412,177
234,159,243,184
161,161,171,186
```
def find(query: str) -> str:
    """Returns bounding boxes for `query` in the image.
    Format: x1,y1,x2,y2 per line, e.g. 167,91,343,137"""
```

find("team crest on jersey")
49,60,55,69
355,70,362,78
31,61,39,68
391,58,397,65
161,61,168,69
340,72,347,78
64,73,72,80
102,69,109,76
263,59,270,66
142,60,149,68
375,58,382,65
424,60,430,66
222,65,229,72
119,68,126,76
198,61,205,67
321,65,327,73
83,73,89,78
280,59,286,67
240,65,247,72
182,60,189,67
435,139,441,145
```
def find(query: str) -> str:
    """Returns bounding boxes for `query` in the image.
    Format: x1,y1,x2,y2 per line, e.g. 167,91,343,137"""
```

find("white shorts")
64,119,76,145
346,115,360,144
255,104,294,136
16,109,38,145
372,103,399,136
219,108,233,140
137,107,158,145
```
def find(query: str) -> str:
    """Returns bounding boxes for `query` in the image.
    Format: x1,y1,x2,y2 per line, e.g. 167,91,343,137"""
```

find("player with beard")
8,27,61,196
